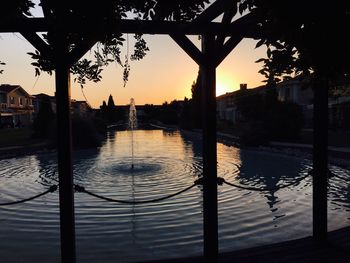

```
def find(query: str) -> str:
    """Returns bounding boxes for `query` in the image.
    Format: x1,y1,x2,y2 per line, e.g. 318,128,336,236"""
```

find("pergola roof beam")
1,17,257,38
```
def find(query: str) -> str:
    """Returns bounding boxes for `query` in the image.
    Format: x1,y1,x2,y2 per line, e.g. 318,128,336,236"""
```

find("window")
19,97,23,106
10,96,15,105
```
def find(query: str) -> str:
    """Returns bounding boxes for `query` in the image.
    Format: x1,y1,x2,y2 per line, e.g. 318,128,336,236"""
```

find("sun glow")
216,78,235,96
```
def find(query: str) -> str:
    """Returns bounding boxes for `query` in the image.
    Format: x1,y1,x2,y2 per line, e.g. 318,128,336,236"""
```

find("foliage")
97,95,124,124
6,0,210,86
235,88,304,145
238,0,350,84
1,0,34,18
179,97,193,129
191,71,202,128
107,94,115,108
71,116,103,149
32,95,55,138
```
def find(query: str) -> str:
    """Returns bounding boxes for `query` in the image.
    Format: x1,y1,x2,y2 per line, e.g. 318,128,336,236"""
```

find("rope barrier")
0,185,57,206
218,173,310,192
74,178,202,204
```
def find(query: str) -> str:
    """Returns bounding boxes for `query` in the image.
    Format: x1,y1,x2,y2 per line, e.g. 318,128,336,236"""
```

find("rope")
74,178,202,204
218,173,310,192
0,185,57,206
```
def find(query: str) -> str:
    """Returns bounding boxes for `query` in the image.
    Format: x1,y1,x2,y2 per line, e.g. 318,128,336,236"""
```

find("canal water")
0,130,349,262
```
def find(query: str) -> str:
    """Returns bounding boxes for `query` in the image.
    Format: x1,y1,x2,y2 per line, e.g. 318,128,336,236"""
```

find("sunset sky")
0,2,267,108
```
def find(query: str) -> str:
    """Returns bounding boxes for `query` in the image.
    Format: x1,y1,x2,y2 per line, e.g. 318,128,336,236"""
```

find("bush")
71,116,104,149
264,102,304,141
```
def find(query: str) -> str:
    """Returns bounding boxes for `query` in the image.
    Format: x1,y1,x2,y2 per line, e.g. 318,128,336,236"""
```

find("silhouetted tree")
32,95,55,138
158,100,180,125
239,1,350,87
236,87,303,145
100,100,107,117
106,94,117,123
191,70,202,128
180,97,193,129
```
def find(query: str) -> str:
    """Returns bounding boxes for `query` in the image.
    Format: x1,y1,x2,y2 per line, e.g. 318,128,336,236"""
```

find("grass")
217,120,350,148
295,129,350,147
0,128,44,147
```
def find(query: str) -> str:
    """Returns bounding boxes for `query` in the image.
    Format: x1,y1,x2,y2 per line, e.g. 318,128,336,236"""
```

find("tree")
235,88,303,145
107,94,115,108
107,94,117,123
238,1,350,85
191,70,202,128
32,95,55,138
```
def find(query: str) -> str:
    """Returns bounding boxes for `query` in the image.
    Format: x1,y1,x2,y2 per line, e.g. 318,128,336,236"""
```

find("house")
276,77,350,129
71,100,93,117
0,84,34,127
32,93,57,118
277,77,313,105
217,83,272,124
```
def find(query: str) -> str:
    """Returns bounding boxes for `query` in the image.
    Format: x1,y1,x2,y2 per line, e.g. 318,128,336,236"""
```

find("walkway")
140,226,350,263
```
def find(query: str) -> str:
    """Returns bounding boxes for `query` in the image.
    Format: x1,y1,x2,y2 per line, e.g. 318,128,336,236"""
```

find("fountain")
128,98,138,169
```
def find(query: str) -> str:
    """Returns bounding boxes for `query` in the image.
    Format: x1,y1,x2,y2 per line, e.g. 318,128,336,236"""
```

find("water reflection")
0,130,349,262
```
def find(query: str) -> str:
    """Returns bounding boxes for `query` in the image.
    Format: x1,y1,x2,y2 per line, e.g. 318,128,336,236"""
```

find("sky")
0,1,267,108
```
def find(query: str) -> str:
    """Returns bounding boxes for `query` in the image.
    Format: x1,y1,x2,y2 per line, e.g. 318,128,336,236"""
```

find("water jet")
128,98,137,169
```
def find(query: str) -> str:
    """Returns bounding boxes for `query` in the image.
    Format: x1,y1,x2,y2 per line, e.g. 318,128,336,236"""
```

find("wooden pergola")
1,0,329,262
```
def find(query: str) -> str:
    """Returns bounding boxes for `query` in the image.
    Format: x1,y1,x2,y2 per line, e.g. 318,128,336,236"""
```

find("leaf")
255,58,266,63
35,68,41,77
255,39,265,48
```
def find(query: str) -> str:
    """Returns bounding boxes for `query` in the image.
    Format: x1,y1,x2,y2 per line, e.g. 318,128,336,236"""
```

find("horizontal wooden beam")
0,16,258,38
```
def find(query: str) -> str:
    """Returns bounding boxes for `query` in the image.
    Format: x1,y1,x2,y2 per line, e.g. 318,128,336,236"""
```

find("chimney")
240,83,247,90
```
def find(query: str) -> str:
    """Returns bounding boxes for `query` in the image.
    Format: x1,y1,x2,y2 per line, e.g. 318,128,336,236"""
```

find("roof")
0,84,31,97
217,85,269,101
0,84,21,93
32,93,55,99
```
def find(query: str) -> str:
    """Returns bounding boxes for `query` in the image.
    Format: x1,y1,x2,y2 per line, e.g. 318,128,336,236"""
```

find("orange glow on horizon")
216,82,229,96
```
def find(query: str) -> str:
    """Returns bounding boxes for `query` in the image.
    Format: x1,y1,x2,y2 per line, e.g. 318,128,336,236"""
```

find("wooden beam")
216,7,237,47
215,35,243,67
214,12,260,66
54,33,77,263
312,78,328,245
170,34,205,65
67,39,97,66
201,34,218,263
20,31,52,58
0,17,257,38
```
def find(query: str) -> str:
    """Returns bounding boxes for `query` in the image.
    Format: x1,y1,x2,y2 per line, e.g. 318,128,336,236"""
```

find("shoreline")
1,129,350,169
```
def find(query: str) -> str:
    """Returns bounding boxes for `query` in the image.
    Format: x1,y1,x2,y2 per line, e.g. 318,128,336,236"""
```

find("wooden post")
201,34,218,262
55,35,76,263
312,78,328,245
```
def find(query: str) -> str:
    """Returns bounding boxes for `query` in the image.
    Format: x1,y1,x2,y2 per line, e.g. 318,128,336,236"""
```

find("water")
0,130,350,262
